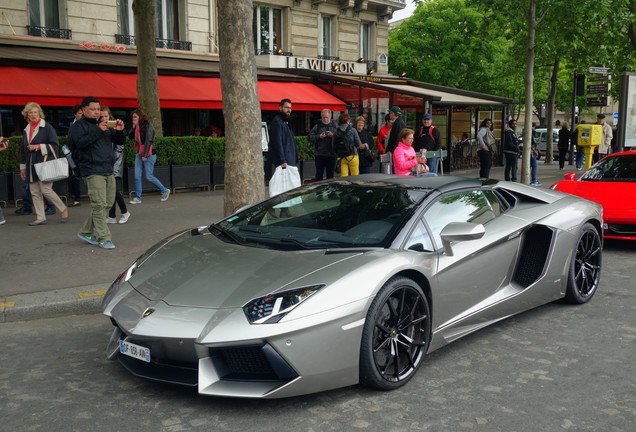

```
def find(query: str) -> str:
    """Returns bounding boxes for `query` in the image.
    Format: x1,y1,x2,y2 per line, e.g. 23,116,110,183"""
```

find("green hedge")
0,135,325,172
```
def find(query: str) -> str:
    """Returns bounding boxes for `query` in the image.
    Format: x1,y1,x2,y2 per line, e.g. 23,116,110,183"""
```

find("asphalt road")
1,240,634,432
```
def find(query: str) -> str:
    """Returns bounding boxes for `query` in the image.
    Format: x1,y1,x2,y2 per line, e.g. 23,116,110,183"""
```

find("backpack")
333,126,355,158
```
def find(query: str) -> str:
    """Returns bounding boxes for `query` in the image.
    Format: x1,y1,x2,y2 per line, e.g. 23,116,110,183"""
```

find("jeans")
504,153,518,181
576,146,585,169
134,154,168,198
426,157,438,174
531,154,538,183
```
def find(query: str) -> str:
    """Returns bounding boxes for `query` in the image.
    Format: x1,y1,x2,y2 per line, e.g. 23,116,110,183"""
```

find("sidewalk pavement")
0,160,574,322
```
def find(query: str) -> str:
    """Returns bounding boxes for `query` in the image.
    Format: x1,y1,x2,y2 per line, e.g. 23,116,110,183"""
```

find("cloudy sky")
389,1,416,23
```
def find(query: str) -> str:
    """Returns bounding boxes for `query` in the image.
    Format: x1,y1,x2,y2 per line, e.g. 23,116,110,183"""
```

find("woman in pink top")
393,128,428,176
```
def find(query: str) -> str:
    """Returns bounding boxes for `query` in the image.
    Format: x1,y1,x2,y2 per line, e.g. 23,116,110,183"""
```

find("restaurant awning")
0,66,346,111
376,83,511,106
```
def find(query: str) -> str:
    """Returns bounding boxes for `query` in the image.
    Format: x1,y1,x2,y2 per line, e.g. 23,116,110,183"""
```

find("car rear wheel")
565,223,602,304
359,276,431,390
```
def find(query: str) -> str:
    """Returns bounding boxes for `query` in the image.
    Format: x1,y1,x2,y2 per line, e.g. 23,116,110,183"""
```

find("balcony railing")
27,25,72,40
318,55,340,61
115,34,192,51
255,48,293,56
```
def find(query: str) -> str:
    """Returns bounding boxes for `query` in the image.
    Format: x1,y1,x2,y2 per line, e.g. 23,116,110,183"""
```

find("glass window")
423,190,500,249
321,16,332,57
119,0,180,39
29,0,60,28
253,6,282,52
360,22,370,59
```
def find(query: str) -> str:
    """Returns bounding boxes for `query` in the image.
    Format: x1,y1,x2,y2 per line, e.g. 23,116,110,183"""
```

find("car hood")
555,180,636,210
128,229,362,309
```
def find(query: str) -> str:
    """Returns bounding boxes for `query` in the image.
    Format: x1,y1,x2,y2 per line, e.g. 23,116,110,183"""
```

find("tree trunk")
520,0,537,185
545,59,559,165
217,0,265,215
132,0,163,137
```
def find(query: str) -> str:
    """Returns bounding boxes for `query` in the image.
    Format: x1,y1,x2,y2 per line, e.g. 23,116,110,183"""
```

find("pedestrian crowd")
2,97,170,249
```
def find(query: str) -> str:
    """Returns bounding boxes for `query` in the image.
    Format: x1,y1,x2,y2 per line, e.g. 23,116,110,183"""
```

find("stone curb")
1,284,110,323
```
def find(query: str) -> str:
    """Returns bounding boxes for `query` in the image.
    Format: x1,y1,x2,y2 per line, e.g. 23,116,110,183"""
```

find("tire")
564,223,602,304
359,276,431,390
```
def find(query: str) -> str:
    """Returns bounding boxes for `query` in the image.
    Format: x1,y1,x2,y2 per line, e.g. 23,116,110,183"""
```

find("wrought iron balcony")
115,34,192,51
27,25,72,40
318,55,340,61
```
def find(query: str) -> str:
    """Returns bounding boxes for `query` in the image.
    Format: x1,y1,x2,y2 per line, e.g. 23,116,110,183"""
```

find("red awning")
0,66,345,111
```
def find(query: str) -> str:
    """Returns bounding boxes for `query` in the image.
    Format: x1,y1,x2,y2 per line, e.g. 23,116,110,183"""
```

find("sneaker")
106,217,117,224
0,219,5,225
129,197,142,204
530,181,541,186
118,212,130,224
77,232,99,245
15,206,32,215
161,190,171,202
99,240,116,250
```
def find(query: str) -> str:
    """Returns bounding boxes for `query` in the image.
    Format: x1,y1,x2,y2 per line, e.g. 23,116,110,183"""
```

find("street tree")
217,0,265,215
132,0,163,137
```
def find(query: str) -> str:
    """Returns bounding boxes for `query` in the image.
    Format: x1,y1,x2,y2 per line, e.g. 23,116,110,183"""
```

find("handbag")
34,147,69,182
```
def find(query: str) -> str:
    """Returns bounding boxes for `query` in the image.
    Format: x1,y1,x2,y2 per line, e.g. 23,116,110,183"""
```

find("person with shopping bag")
268,99,299,216
19,102,69,226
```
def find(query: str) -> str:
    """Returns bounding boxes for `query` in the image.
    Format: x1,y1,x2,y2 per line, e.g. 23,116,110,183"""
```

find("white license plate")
119,340,151,363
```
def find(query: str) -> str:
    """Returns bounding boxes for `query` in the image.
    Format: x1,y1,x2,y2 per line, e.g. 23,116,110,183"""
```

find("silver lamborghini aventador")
102,174,603,398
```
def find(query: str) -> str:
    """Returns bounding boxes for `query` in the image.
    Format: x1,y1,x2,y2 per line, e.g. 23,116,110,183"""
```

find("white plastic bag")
269,166,301,196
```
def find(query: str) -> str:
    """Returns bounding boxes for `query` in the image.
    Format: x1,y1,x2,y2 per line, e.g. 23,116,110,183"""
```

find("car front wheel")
359,276,431,390
565,223,602,304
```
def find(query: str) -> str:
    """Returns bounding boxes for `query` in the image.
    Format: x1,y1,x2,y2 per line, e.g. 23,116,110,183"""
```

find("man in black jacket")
308,109,337,180
503,119,520,181
69,96,121,250
385,106,406,155
414,113,442,173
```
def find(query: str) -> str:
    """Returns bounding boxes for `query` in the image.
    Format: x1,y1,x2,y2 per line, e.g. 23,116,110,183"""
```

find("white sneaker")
118,212,130,224
129,197,142,204
0,219,6,225
161,190,171,202
106,217,117,224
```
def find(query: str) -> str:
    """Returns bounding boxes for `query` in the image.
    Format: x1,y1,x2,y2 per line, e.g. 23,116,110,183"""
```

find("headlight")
102,263,137,311
243,285,324,324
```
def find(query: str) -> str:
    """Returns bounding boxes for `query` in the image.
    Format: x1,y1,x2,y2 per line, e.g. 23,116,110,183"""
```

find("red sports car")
551,150,636,240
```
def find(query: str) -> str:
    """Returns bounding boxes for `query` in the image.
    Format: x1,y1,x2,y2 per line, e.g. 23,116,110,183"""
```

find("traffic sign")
589,67,609,74
586,83,609,94
588,75,609,82
586,96,608,107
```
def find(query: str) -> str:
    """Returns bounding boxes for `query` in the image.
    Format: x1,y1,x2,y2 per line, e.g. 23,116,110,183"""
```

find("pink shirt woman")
393,129,427,176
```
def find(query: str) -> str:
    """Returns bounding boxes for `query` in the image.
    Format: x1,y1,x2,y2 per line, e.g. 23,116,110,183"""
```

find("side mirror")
440,222,486,256
564,172,576,181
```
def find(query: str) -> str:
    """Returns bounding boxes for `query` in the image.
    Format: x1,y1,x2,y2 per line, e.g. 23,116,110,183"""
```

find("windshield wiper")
243,236,315,249
208,224,244,245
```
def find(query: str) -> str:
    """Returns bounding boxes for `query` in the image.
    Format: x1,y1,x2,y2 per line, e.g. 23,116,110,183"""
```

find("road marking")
79,289,107,298
0,302,16,308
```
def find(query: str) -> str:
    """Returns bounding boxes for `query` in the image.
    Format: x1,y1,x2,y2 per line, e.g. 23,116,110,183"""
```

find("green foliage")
163,136,211,165
208,138,225,163
0,136,22,172
389,0,514,96
296,136,314,161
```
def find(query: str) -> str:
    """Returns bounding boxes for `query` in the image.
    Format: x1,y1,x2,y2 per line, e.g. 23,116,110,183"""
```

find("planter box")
126,166,171,197
212,163,225,190
0,173,8,205
300,160,316,183
171,164,211,192
12,172,23,207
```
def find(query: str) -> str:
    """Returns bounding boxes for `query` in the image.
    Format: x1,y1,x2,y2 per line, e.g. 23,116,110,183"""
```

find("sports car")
102,174,603,398
551,149,636,240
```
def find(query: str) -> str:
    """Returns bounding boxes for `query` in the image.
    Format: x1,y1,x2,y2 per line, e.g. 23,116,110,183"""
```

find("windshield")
581,154,636,182
214,181,427,250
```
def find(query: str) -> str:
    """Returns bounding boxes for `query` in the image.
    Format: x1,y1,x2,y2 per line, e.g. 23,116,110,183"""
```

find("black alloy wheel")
565,223,602,304
360,277,431,390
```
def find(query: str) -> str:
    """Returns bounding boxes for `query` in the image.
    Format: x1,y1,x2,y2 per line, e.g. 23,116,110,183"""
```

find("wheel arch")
391,269,433,319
